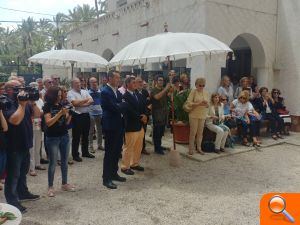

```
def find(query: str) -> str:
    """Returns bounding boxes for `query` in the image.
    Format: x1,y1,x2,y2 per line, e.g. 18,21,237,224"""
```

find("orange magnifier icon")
268,195,295,223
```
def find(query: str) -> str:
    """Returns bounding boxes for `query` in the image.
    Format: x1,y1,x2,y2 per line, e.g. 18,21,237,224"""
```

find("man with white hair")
51,75,60,87
67,78,94,162
40,76,53,99
36,78,44,92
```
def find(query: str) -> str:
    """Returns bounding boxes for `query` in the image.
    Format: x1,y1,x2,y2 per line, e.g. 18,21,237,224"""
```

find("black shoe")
155,150,164,155
161,147,167,151
103,180,117,189
130,165,145,171
14,203,27,214
19,193,40,202
40,158,49,164
82,153,95,158
73,156,82,162
112,174,126,182
121,169,135,175
214,149,221,154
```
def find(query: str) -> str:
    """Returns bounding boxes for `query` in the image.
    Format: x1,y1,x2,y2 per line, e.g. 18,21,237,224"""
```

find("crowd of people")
185,75,291,155
0,71,291,214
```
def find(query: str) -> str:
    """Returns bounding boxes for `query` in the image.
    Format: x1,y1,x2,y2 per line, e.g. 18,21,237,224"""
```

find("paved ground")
1,133,300,225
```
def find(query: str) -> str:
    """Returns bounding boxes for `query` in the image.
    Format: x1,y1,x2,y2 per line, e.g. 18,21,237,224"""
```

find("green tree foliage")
0,1,108,74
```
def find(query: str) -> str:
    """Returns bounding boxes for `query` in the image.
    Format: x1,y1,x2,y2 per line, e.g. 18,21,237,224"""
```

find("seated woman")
220,95,237,129
231,91,261,147
206,93,229,154
271,88,290,135
253,87,284,140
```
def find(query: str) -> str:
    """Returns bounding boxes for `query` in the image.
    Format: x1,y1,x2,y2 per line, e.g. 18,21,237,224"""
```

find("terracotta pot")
173,122,190,144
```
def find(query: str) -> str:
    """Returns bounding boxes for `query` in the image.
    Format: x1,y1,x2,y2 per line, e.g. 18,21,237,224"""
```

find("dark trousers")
102,129,123,181
43,132,49,157
0,150,6,177
263,113,284,134
238,119,260,138
153,124,165,152
5,150,30,206
72,113,90,158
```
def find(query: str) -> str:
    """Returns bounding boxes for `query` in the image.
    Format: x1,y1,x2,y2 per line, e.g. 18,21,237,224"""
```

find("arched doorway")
102,49,114,61
225,33,266,86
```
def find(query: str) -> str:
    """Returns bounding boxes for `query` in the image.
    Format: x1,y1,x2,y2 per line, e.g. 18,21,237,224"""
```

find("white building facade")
65,0,300,131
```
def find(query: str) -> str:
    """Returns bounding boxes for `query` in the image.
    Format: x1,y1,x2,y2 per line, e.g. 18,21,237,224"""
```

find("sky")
0,0,96,29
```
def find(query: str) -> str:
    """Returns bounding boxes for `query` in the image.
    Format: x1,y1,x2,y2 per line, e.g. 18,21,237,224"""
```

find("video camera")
0,95,10,110
13,86,40,101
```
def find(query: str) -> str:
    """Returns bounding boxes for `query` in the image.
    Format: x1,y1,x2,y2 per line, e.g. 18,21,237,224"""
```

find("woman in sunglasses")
206,93,229,154
253,87,284,140
231,91,261,147
186,78,209,155
271,88,290,135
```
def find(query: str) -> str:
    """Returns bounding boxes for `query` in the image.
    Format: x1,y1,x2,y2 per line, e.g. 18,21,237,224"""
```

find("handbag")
277,108,289,115
183,90,196,113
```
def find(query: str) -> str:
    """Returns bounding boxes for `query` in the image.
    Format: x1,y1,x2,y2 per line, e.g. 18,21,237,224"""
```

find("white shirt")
217,85,234,102
266,101,272,113
67,89,92,114
232,99,254,117
118,86,126,95
33,98,44,131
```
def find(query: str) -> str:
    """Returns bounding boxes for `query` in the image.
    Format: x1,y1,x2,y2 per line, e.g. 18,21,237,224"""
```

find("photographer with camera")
3,80,40,213
43,86,74,197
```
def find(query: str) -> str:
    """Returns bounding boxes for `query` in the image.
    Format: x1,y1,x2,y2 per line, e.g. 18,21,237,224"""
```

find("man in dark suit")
101,71,126,189
135,76,151,155
121,77,147,175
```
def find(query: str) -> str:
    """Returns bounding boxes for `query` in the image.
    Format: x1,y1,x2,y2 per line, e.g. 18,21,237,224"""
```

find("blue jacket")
101,85,125,131
122,91,147,132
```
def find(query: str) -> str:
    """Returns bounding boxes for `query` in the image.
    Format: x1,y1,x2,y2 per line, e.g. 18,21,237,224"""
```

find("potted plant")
172,89,191,144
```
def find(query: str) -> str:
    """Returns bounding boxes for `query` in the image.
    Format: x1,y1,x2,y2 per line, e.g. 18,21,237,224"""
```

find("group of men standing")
101,71,150,189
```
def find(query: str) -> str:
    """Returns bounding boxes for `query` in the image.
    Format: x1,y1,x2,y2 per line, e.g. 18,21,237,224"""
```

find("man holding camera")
150,75,171,155
3,80,40,213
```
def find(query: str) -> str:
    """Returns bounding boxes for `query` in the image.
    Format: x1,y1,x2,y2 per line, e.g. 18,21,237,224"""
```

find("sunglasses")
221,98,228,101
198,85,205,87
239,97,246,100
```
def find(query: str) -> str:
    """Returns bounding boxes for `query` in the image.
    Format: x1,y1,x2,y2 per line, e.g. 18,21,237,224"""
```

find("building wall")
67,0,300,118
275,0,300,128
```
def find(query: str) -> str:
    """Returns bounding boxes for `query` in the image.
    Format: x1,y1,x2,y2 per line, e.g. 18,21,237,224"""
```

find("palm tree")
18,17,37,62
98,0,108,15
51,13,68,49
0,27,19,64
65,4,97,30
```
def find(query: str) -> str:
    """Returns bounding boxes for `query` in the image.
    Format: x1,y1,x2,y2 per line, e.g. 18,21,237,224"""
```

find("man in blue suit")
101,70,126,189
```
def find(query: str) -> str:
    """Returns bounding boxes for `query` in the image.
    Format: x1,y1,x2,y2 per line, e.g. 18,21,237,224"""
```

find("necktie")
133,93,138,102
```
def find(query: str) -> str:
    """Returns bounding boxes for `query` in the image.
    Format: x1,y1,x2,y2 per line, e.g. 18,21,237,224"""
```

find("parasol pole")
70,61,75,78
164,23,180,167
